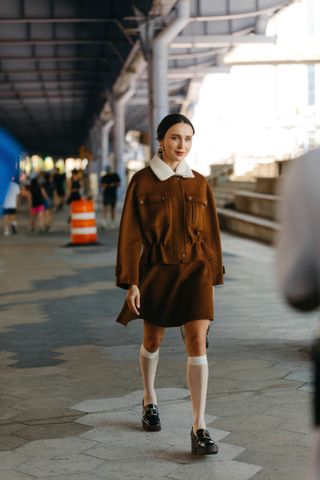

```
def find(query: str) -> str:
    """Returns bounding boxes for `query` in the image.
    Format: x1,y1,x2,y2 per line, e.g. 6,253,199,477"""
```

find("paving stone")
16,422,91,440
0,436,28,451
0,471,34,480
0,423,25,435
72,388,190,413
16,437,98,458
166,460,261,480
298,383,313,393
213,413,287,434
157,442,245,464
284,369,312,383
0,451,31,470
0,408,20,421
12,408,82,423
35,475,100,480
280,416,311,434
92,457,180,479
17,454,104,477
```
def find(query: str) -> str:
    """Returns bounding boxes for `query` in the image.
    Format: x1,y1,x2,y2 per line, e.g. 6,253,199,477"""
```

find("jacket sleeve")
115,176,143,290
276,157,320,311
204,182,224,286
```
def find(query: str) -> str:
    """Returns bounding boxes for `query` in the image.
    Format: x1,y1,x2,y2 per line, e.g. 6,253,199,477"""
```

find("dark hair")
156,113,195,140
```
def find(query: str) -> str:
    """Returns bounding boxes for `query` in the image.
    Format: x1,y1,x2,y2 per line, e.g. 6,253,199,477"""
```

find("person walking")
66,169,82,223
101,166,121,229
28,174,48,233
115,114,224,455
42,171,55,231
277,149,320,480
53,167,66,212
2,178,20,236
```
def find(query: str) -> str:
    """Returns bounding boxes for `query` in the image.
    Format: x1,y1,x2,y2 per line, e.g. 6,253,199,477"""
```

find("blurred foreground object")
277,149,320,480
0,129,23,206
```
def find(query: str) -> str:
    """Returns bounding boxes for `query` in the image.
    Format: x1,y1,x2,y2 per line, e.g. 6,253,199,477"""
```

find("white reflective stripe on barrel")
71,227,97,235
72,212,95,220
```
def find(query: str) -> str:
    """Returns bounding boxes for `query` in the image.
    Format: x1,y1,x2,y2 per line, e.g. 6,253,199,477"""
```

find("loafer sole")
142,419,161,432
191,443,218,455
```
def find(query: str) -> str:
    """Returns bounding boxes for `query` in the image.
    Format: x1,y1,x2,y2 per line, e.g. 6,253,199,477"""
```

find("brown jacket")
115,156,224,289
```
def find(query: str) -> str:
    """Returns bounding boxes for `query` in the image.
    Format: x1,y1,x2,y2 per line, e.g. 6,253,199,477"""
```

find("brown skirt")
115,259,214,328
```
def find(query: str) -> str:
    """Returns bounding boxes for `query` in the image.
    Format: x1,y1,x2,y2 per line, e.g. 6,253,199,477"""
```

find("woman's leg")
3,214,10,235
140,320,165,406
184,319,210,433
30,212,36,232
38,210,45,231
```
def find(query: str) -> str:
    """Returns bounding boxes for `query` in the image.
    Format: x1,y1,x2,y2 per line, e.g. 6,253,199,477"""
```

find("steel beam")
0,56,114,62
171,34,276,48
0,69,109,76
0,80,105,87
0,39,128,46
166,66,230,78
0,17,129,23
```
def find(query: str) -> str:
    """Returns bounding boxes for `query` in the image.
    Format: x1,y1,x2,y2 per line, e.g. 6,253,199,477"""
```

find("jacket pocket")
185,193,207,229
137,192,169,227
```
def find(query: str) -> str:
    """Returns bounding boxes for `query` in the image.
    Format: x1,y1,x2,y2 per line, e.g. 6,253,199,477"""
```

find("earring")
158,145,163,154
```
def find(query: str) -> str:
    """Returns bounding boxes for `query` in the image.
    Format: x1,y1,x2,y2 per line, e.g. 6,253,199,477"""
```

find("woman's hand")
126,285,140,315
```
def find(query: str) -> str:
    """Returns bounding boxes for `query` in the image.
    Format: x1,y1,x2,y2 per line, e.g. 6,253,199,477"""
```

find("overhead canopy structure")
0,0,293,157
0,0,153,156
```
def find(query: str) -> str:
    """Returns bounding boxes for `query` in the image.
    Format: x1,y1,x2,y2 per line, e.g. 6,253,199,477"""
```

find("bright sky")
188,0,320,176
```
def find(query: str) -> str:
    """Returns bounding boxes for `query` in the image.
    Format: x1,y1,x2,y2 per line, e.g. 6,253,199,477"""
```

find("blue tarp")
0,129,23,207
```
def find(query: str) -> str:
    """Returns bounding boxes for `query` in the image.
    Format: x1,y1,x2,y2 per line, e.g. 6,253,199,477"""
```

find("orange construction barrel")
71,200,97,245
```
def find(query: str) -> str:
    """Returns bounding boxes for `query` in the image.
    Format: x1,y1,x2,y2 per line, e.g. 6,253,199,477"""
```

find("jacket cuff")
115,265,139,290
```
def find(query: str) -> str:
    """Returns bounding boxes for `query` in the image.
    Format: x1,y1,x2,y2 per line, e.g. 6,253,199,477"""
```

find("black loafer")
191,428,218,455
142,400,161,431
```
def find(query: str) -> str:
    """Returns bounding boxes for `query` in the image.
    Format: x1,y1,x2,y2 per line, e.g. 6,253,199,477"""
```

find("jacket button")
188,196,192,200
140,200,144,204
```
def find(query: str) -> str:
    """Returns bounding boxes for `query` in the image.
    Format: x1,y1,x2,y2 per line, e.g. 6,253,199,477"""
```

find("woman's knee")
185,333,206,354
143,321,165,352
143,336,163,352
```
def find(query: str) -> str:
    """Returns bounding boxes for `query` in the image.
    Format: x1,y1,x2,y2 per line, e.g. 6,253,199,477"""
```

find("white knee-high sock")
187,355,208,432
140,344,159,406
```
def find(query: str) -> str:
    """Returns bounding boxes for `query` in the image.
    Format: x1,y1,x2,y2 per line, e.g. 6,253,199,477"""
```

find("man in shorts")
53,167,66,212
2,179,20,236
100,166,121,229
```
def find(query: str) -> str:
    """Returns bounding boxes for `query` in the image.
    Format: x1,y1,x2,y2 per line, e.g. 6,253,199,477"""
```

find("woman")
115,114,224,455
66,169,82,223
42,172,55,231
67,169,82,205
29,175,48,233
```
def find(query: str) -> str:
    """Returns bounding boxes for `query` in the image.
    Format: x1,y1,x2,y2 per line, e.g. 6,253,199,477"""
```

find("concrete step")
214,180,256,191
217,207,280,244
255,176,283,195
213,182,256,209
235,190,282,221
215,190,236,208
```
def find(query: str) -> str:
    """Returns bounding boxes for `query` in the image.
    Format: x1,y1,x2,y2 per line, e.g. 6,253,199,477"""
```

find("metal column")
113,86,135,197
151,0,191,154
102,119,114,170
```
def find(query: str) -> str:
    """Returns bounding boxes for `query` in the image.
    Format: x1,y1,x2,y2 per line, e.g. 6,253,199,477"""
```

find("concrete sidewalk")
0,207,317,480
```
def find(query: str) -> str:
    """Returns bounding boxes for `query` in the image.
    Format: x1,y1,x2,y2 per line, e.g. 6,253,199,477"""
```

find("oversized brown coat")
115,157,224,326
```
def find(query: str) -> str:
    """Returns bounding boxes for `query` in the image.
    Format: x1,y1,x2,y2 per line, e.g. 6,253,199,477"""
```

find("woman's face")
160,122,193,163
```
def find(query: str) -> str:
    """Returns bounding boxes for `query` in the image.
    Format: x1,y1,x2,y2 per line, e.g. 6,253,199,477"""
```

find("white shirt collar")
149,154,194,181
